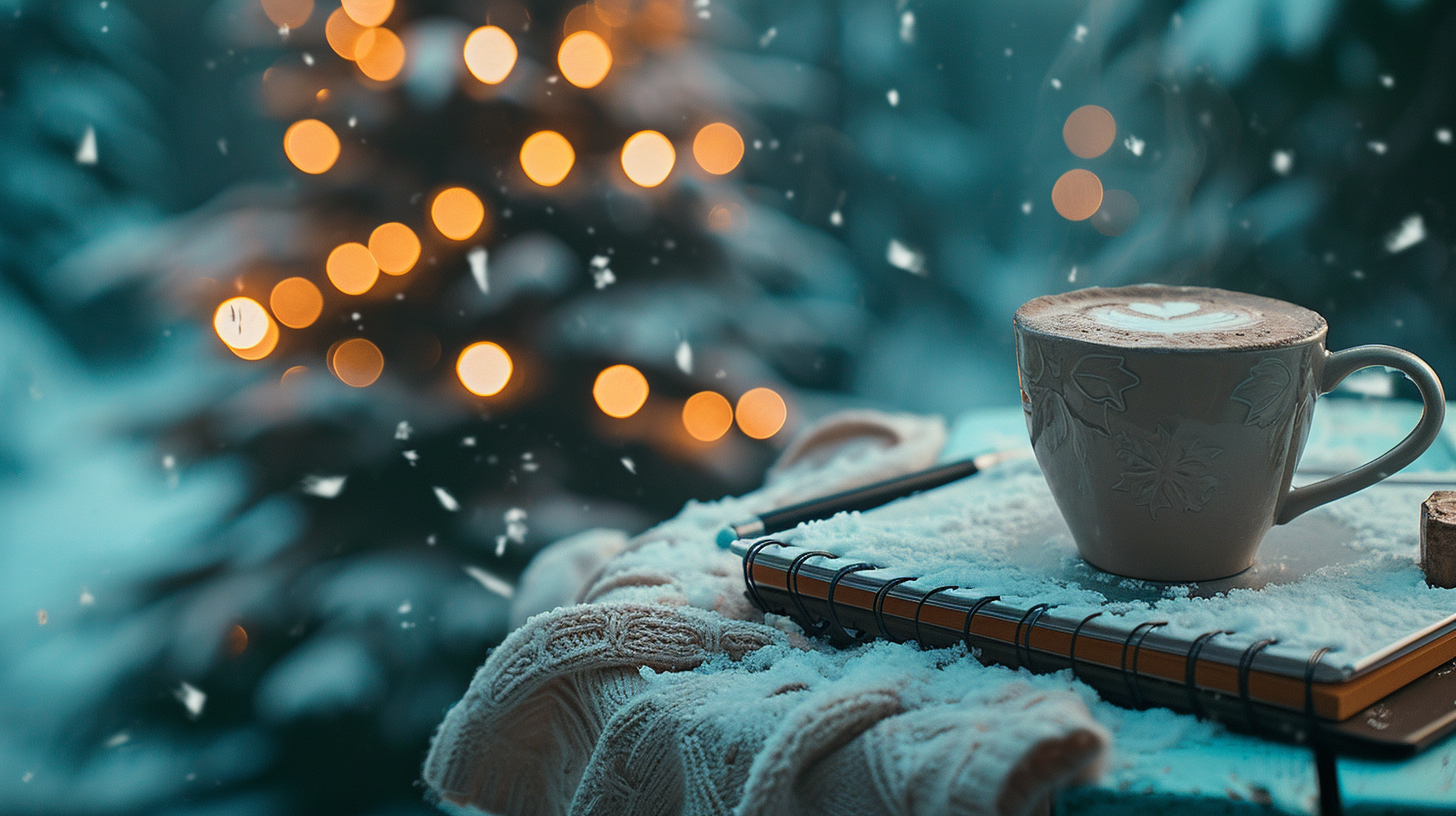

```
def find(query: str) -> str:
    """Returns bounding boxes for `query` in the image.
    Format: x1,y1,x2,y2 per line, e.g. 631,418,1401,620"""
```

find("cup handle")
1276,345,1445,524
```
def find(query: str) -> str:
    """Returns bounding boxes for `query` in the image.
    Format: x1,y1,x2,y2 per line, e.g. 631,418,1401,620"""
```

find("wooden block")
1420,492,1456,588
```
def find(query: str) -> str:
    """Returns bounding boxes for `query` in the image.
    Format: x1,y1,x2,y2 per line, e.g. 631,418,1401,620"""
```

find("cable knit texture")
424,410,1110,816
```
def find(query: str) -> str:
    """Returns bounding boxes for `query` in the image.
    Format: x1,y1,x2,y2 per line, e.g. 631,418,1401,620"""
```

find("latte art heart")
1128,301,1199,318
1090,303,1259,334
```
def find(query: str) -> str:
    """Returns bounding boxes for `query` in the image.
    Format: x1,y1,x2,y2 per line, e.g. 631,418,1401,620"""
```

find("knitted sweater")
423,410,1111,816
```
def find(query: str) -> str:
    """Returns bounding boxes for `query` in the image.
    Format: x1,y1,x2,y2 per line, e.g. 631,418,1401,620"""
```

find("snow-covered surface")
784,399,1456,672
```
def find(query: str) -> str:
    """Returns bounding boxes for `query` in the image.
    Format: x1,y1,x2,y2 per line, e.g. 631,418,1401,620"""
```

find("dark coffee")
1015,285,1325,351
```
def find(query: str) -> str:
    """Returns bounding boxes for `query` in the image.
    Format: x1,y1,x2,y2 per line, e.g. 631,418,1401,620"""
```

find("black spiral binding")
912,586,960,650
742,539,787,614
1068,612,1104,682
1302,646,1332,724
1120,621,1168,709
961,595,1001,655
1238,638,1279,732
786,550,837,637
1183,630,1231,720
825,562,876,643
871,576,918,641
1014,604,1052,671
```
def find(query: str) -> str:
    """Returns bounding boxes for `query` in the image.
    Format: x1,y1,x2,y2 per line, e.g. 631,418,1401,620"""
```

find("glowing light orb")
463,26,517,84
558,30,612,88
331,337,384,387
735,387,786,439
261,0,313,29
325,7,369,60
369,222,420,275
231,313,280,361
214,297,271,349
621,130,675,187
1051,168,1103,221
593,364,648,418
355,27,406,82
520,131,575,187
281,365,309,386
341,0,392,27
326,242,381,295
269,277,324,328
457,342,513,396
227,624,249,656
692,123,744,175
682,391,733,441
283,119,340,174
1063,104,1116,159
431,187,486,240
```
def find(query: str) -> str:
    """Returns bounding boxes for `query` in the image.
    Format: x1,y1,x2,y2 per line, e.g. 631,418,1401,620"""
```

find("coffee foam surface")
1015,285,1325,350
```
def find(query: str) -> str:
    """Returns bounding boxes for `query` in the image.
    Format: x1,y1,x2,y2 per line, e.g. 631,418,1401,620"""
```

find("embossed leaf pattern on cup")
1231,358,1293,428
1072,355,1140,412
1112,426,1223,519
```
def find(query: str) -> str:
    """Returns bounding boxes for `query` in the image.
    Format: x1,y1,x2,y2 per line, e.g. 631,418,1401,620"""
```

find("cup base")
1077,552,1256,584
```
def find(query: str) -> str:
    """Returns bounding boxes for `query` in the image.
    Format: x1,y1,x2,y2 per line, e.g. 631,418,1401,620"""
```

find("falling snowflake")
505,507,527,544
395,421,413,440
301,475,347,498
402,450,419,464
1385,214,1425,253
592,267,615,289
36,609,47,626
104,732,130,748
887,89,900,106
433,486,460,511
1112,427,1223,519
759,27,777,48
1021,201,1033,214
829,210,843,226
464,565,513,598
886,239,926,275
1049,78,1062,89
899,11,915,43
468,247,488,293
76,125,97,165
174,682,206,719
675,340,693,374
1367,140,1387,155
79,588,94,606
1073,24,1088,42
1123,134,1145,156
1271,150,1293,175
1438,128,1452,145
620,457,636,474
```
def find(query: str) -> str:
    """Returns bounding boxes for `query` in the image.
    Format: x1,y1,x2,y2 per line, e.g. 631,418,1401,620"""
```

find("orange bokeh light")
593,364,648,418
261,0,313,29
692,123,744,175
325,7,369,60
682,391,733,442
226,624,249,656
431,187,486,240
269,277,324,329
281,365,310,386
331,337,384,387
214,296,271,350
463,25,517,84
1063,105,1117,160
520,131,575,187
326,242,380,295
355,27,406,82
283,119,340,174
1051,168,1104,221
621,130,675,187
369,222,420,275
457,342,513,396
341,0,392,27
594,0,632,27
231,314,280,361
735,387,787,439
558,30,612,88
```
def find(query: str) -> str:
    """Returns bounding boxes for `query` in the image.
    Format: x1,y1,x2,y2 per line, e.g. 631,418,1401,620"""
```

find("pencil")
715,449,1025,548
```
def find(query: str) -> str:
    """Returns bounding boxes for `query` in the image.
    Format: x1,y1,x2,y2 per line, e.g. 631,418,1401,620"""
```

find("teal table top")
945,398,1456,814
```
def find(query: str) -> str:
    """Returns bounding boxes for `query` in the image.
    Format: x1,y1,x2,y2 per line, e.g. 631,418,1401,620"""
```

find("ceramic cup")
1014,284,1445,581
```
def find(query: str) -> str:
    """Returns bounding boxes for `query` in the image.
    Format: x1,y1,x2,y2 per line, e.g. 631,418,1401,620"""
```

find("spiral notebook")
731,459,1456,757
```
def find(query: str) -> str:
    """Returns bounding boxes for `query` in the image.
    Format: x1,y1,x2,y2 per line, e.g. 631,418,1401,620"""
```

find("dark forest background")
2,0,1453,813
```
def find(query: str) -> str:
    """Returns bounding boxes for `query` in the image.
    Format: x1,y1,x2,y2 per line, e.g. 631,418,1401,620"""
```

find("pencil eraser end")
715,528,737,550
